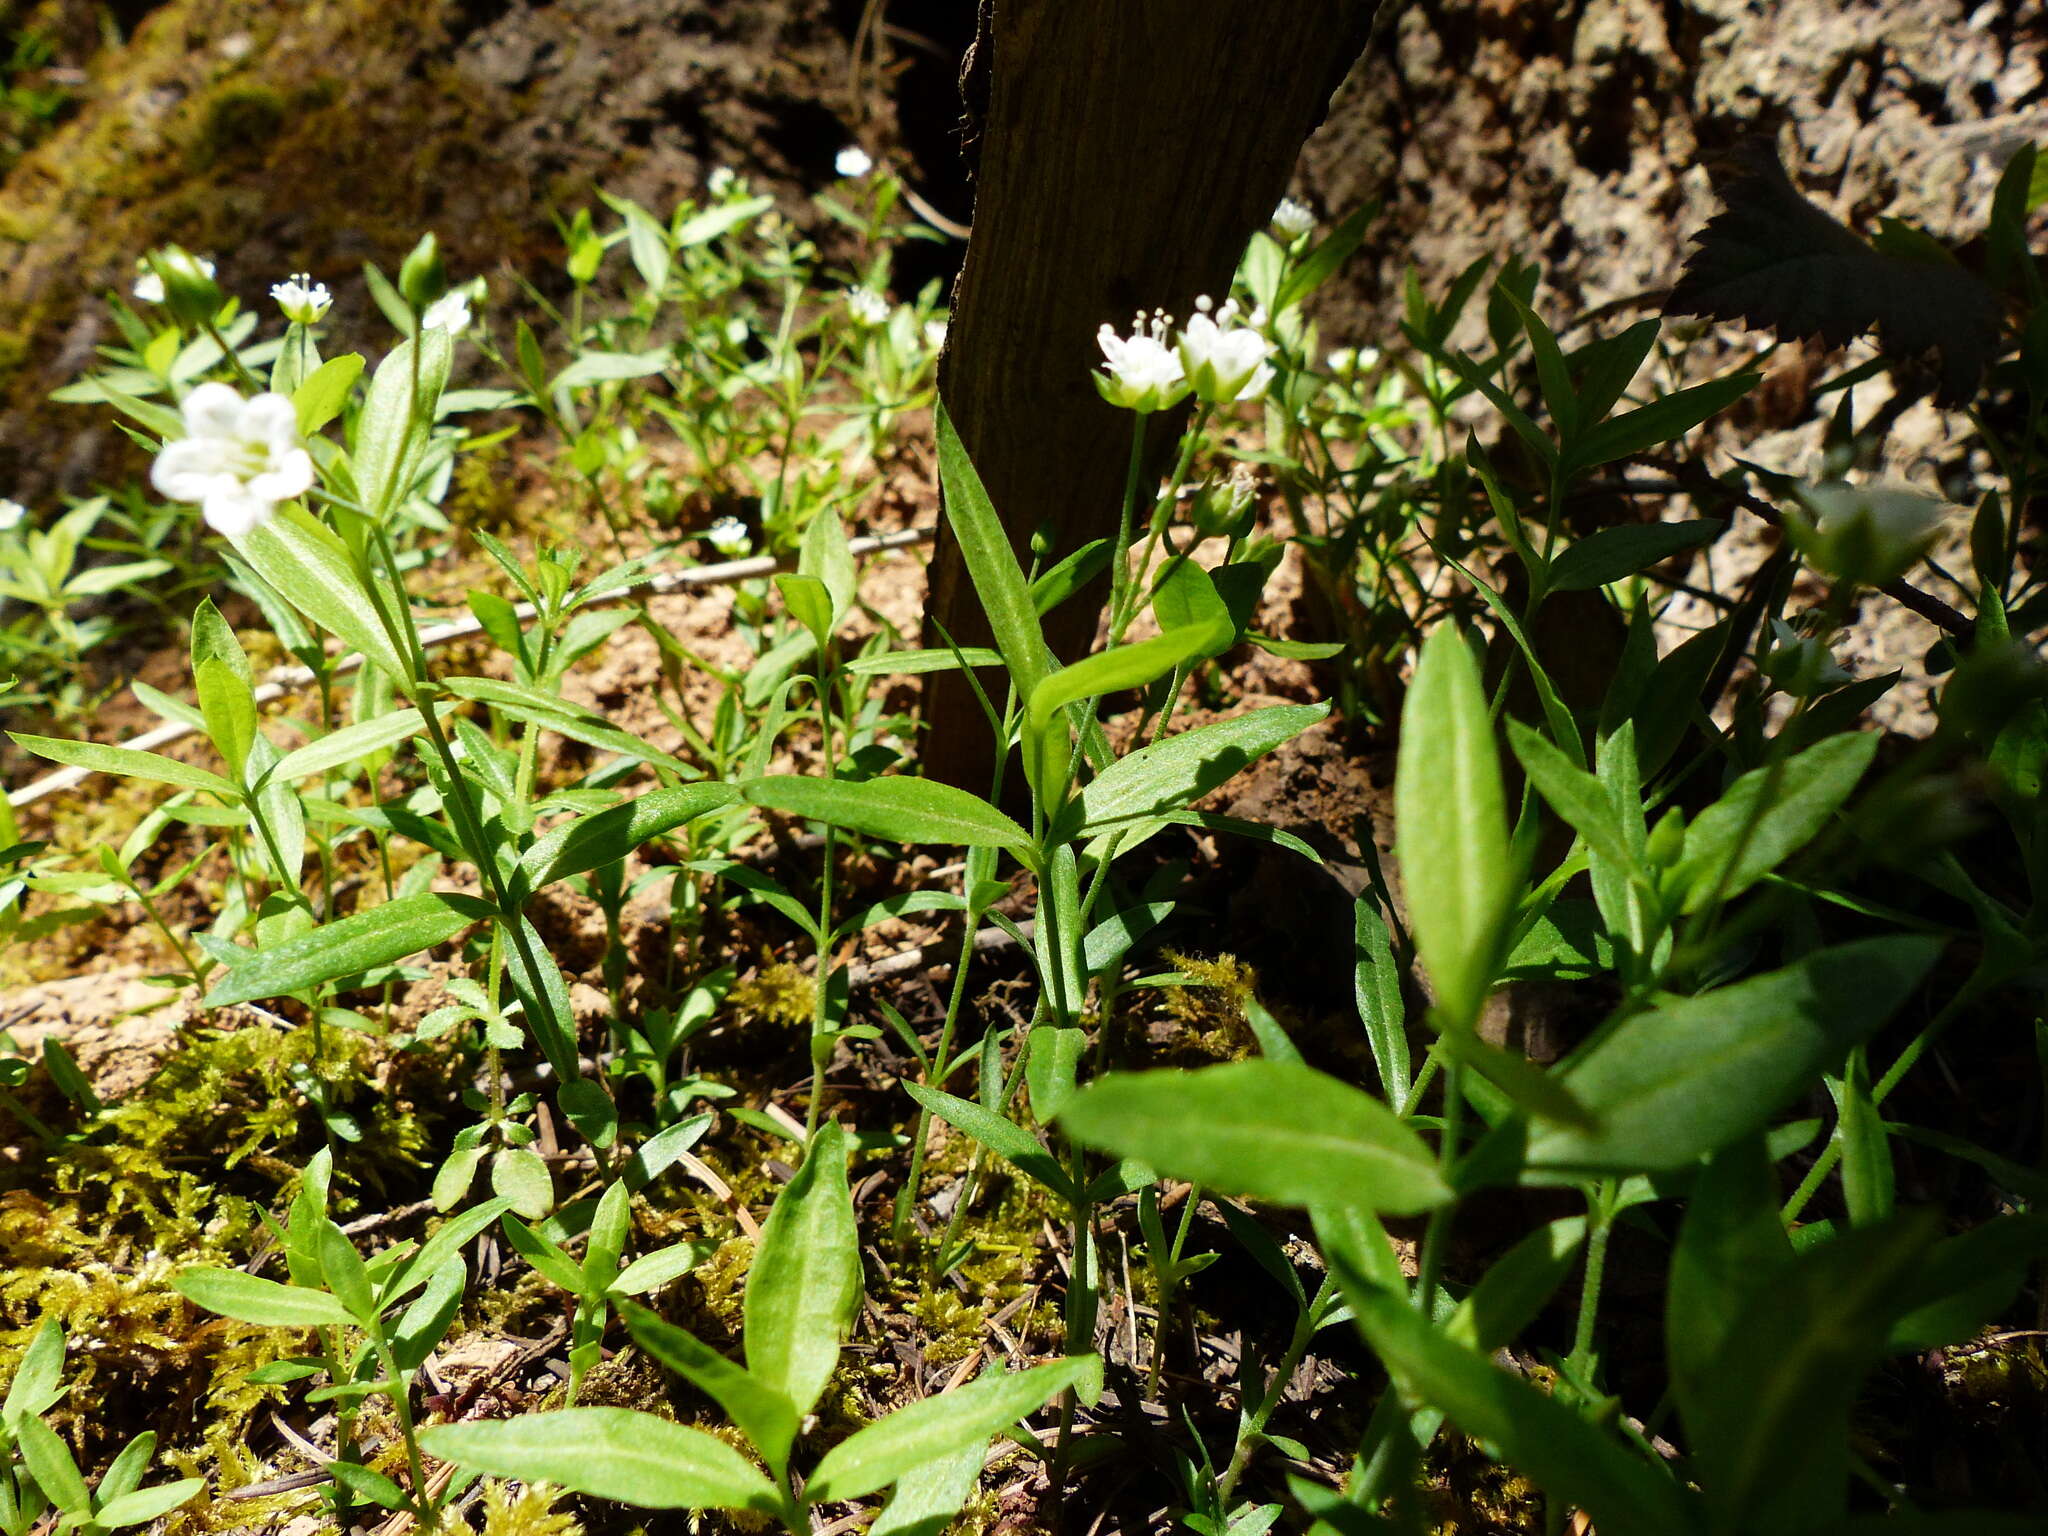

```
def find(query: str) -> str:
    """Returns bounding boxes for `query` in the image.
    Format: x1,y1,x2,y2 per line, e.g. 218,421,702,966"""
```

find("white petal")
239,392,301,448
152,440,229,503
181,382,246,441
203,489,273,538
247,449,314,503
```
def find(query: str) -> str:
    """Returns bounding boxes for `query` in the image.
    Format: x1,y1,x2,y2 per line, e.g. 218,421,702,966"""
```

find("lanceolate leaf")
904,1082,1078,1202
9,733,239,800
355,328,454,520
1059,1061,1451,1215
419,1409,781,1513
1525,937,1944,1175
621,1302,801,1476
1337,1276,1699,1536
231,503,412,685
744,1120,860,1419
742,775,1032,859
807,1356,1101,1502
1395,626,1514,1031
174,1268,356,1328
205,891,493,1006
264,709,427,786
519,783,741,893
935,399,1054,701
1072,703,1329,836
1676,731,1880,912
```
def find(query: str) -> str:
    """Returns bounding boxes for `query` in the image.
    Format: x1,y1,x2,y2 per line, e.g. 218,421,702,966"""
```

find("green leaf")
191,599,257,782
518,783,740,893
1675,731,1880,912
621,1302,800,1476
1354,899,1410,1114
904,1083,1078,1202
744,1120,860,1419
1681,1214,1940,1536
228,503,412,685
1074,704,1328,837
9,732,239,800
383,1197,514,1305
293,353,365,435
1507,719,1638,875
1667,1138,1795,1415
1547,521,1721,593
442,676,689,774
935,399,1054,702
204,891,493,1007
1059,1062,1451,1215
264,709,427,786
13,1416,88,1514
499,1212,586,1294
1338,1277,1699,1536
799,508,857,630
552,349,672,391
1025,622,1228,801
1525,937,1944,1175
420,1408,781,1513
1395,626,1514,1030
868,1440,987,1536
775,573,835,649
173,1268,356,1328
1275,199,1380,315
808,1356,1101,1502
844,646,1004,677
92,1479,206,1529
355,328,454,519
1568,372,1758,471
675,195,773,246
742,775,1032,859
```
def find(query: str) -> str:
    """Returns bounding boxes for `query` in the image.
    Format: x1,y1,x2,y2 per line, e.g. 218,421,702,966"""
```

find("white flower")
1095,309,1189,414
133,254,212,305
0,499,23,531
270,272,332,325
834,144,873,178
705,516,751,557
150,383,314,538
923,318,949,351
707,166,738,197
724,316,751,348
1271,197,1315,240
422,291,471,335
844,287,891,327
1177,296,1274,405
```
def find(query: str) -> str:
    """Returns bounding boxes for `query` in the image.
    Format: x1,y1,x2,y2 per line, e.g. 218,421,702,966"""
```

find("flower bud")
149,246,224,328
1788,480,1949,588
399,233,448,310
1761,618,1852,697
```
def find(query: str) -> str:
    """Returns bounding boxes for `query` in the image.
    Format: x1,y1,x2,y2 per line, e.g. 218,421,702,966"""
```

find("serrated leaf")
1666,140,2001,406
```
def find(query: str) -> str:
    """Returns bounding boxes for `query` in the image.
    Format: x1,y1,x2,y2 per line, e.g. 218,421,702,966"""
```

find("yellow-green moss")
731,961,815,1029
1160,949,1260,1060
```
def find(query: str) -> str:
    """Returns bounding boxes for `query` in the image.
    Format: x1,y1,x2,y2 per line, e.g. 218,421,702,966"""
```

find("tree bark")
923,0,1376,791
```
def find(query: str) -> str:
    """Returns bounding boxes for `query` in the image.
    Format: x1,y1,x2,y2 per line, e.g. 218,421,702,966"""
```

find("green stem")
1567,1181,1615,1378
1413,1051,1466,1318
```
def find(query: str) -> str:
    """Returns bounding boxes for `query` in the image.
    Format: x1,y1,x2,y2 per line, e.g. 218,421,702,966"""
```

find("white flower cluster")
1095,296,1275,413
1271,197,1315,240
704,516,752,557
835,144,873,179
270,272,333,325
151,383,314,537
844,287,891,328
